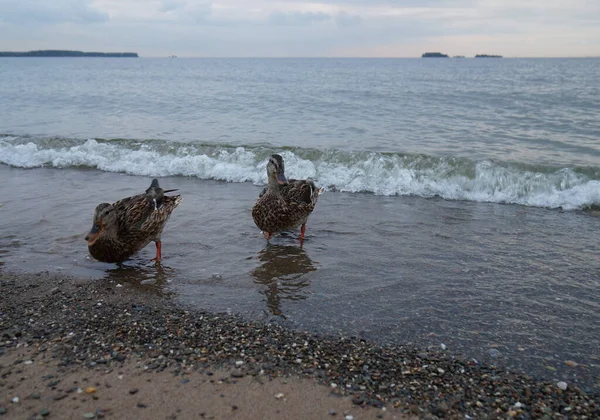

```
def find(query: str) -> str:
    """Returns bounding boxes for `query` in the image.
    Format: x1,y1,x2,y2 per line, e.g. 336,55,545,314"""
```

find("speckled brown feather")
252,179,321,235
87,184,181,263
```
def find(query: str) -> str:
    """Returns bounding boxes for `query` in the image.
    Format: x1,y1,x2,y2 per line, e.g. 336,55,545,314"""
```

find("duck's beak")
85,223,101,244
276,172,288,185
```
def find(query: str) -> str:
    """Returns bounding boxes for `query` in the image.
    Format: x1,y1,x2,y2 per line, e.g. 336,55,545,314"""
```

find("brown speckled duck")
252,154,323,244
85,178,182,263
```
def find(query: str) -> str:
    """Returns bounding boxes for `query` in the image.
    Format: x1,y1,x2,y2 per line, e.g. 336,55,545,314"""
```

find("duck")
252,154,323,244
85,178,182,263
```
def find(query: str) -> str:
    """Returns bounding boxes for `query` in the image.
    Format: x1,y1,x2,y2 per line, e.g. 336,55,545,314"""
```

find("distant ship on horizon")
475,54,503,58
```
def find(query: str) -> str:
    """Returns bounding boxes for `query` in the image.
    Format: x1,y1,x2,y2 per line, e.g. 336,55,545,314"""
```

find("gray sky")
0,0,598,57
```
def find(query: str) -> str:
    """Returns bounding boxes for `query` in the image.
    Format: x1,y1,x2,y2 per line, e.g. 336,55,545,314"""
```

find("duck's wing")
112,193,153,233
283,179,322,206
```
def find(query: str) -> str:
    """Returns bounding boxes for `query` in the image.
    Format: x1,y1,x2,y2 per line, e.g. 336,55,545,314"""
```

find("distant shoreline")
0,50,138,57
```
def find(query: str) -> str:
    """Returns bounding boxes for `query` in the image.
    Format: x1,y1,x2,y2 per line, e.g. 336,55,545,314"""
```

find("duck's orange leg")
152,241,162,263
299,224,307,247
263,232,272,241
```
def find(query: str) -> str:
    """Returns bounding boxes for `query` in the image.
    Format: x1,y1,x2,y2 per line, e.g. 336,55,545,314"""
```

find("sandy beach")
1,272,597,419
1,349,390,420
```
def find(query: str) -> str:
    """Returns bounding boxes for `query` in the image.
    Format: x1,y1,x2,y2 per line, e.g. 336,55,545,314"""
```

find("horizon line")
141,55,600,59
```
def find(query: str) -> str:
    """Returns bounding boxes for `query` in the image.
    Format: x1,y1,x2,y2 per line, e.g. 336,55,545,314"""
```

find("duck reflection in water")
102,262,175,297
250,245,317,316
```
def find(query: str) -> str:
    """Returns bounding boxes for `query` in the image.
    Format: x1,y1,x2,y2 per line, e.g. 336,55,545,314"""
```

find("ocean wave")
1,135,599,210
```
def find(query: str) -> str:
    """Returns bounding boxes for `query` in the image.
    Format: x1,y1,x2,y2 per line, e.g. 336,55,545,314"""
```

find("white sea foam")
1,137,598,210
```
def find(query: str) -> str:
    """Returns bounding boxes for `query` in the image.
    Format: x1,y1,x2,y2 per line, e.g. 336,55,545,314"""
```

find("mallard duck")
85,178,182,263
252,154,323,244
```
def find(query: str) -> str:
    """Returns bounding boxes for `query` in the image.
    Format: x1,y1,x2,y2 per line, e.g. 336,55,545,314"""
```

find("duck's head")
85,203,116,245
145,178,164,210
266,154,288,186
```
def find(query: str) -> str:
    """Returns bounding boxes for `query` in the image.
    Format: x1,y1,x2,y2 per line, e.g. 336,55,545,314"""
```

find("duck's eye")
94,224,101,230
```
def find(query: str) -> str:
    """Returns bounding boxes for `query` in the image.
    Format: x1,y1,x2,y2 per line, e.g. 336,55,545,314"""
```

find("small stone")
440,343,447,350
345,416,354,420
0,407,7,415
24,360,33,365
275,393,285,399
433,402,448,417
85,387,97,394
47,380,60,388
488,349,501,358
231,370,244,378
40,408,50,417
329,409,337,416
508,410,517,417
352,396,364,405
235,361,244,367
30,393,41,399
137,403,147,408
83,413,95,419
129,388,139,394
11,397,19,404
557,381,568,390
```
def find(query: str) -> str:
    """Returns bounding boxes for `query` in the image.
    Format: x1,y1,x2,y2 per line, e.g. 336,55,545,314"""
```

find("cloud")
304,0,475,6
267,11,331,26
0,0,108,24
335,11,362,26
159,0,185,13
265,9,361,27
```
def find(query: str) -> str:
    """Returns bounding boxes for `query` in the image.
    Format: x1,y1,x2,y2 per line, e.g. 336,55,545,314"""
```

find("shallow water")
1,165,598,391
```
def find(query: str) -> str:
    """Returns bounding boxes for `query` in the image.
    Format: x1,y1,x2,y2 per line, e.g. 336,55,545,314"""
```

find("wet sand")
1,349,390,420
1,272,597,419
